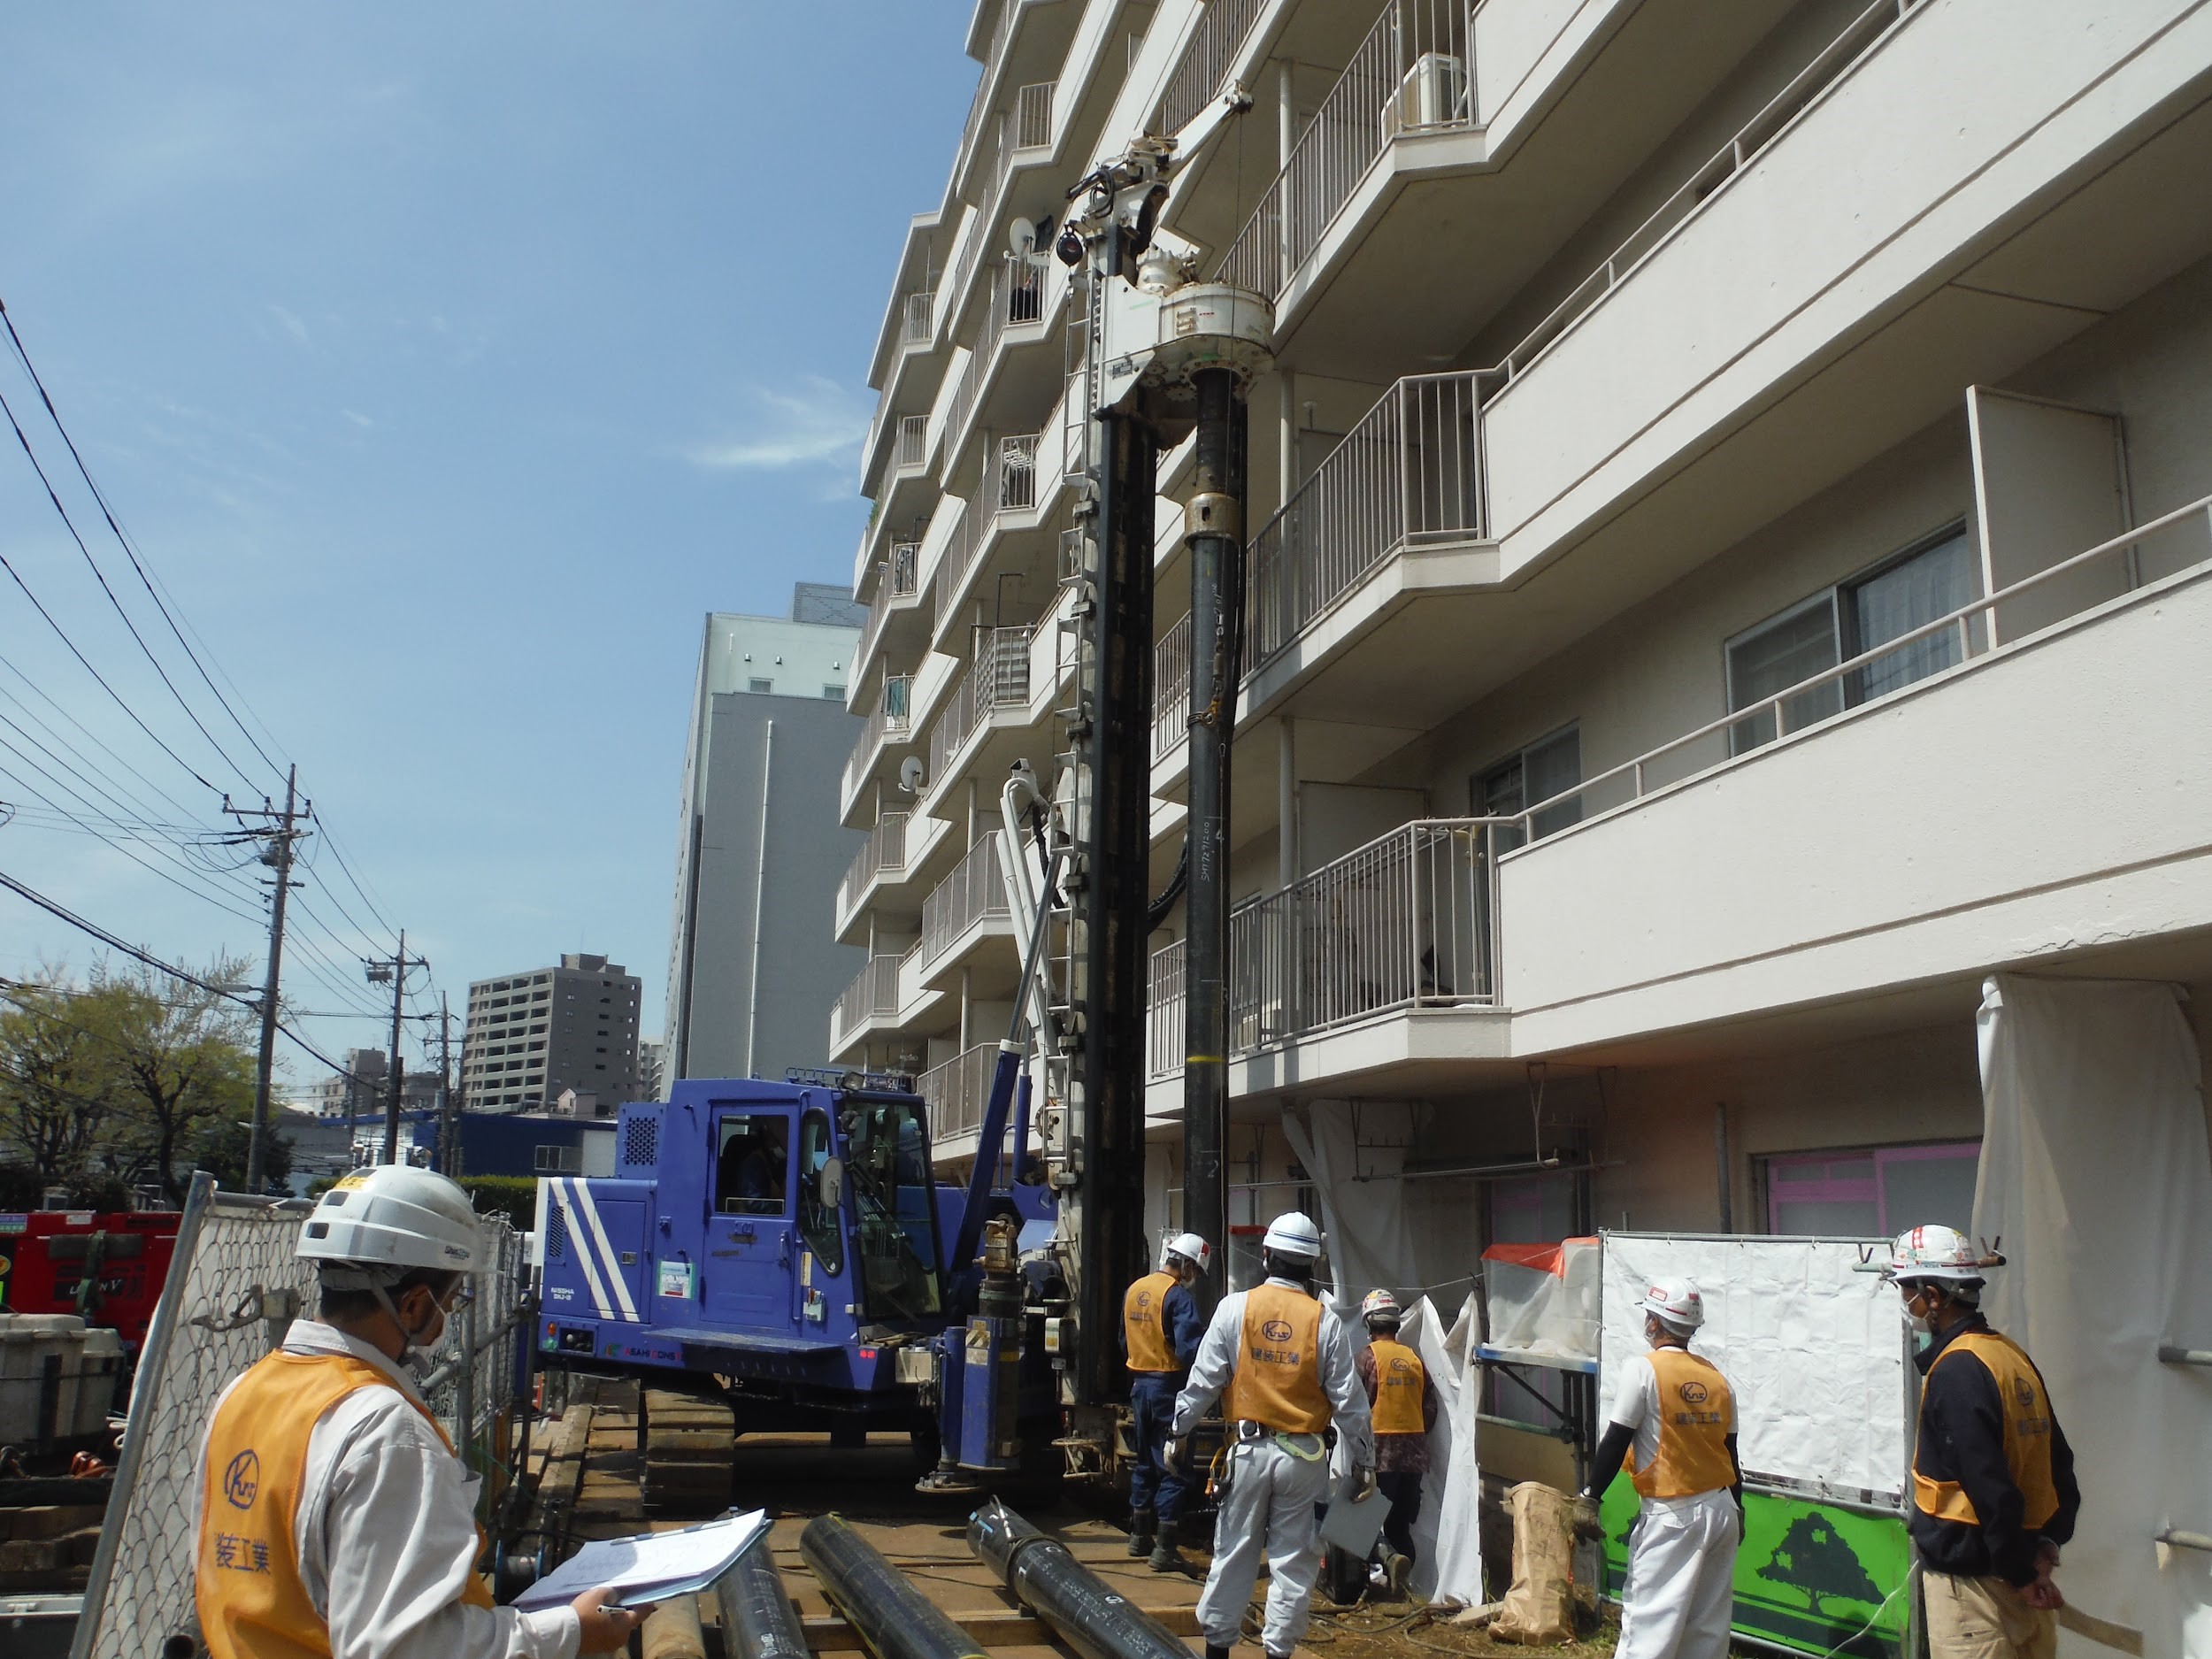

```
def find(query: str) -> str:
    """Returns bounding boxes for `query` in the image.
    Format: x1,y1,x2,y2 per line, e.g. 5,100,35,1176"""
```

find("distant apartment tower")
638,1037,667,1102
665,585,867,1087
461,954,642,1111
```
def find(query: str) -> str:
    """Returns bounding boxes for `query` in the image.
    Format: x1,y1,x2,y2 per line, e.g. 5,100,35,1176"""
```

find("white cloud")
267,303,311,346
342,409,373,429
685,377,869,472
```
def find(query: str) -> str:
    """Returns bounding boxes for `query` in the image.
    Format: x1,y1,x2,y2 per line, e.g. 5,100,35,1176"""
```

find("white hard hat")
297,1164,481,1285
1361,1288,1401,1324
1261,1211,1322,1260
1164,1233,1211,1271
1634,1278,1706,1330
1883,1224,1993,1286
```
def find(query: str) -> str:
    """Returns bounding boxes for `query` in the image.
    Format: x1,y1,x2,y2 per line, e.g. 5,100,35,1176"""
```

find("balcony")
923,626,1034,810
918,1041,1010,1166
1153,611,1192,763
941,252,1067,495
1157,0,1269,133
945,81,1060,339
829,955,906,1059
840,674,914,822
835,811,910,937
855,541,926,681
1148,818,1506,1084
919,833,1013,985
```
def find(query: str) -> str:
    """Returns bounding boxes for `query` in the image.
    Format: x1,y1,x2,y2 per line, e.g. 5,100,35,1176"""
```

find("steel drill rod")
967,1499,1190,1659
716,1545,810,1659
800,1515,986,1659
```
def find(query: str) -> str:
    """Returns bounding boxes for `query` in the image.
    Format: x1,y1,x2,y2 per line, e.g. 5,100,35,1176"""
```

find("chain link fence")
70,1172,533,1659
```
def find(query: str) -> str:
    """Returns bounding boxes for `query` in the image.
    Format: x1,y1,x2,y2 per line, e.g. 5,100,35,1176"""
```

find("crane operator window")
798,1109,843,1277
715,1113,788,1215
841,1099,942,1319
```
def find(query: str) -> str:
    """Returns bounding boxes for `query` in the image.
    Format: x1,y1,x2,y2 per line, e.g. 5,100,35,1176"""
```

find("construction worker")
1122,1232,1210,1571
1164,1212,1372,1659
194,1164,643,1659
1581,1279,1742,1659
1886,1225,2078,1659
1356,1289,1438,1597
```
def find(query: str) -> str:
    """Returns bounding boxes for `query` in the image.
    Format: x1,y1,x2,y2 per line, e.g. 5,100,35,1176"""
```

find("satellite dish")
899,755,927,795
1007,213,1054,266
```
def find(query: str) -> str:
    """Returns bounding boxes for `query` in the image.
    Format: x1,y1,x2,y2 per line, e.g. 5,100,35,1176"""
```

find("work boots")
1126,1508,1156,1558
1148,1521,1182,1572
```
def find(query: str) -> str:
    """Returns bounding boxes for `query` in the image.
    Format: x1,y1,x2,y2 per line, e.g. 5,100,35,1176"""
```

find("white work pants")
1195,1434,1331,1655
1616,1490,1740,1659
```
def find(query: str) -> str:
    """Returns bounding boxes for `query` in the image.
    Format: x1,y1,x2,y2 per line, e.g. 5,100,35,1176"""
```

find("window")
748,677,774,695
1728,526,1974,754
1764,1141,1978,1236
534,1144,582,1174
1474,726,1582,852
798,1109,843,1277
716,1111,790,1216
824,684,845,700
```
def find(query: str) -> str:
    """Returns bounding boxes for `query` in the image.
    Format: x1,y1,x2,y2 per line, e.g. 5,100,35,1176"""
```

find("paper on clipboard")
1319,1484,1386,1558
511,1508,772,1611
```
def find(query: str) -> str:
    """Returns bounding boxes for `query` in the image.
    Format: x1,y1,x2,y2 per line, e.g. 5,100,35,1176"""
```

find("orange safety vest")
1627,1347,1736,1500
1911,1330,2062,1530
1124,1271,1180,1373
1368,1338,1427,1437
196,1348,494,1659
1226,1284,1330,1434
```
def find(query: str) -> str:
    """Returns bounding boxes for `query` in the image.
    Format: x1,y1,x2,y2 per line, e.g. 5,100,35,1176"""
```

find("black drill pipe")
715,1545,810,1659
967,1499,1191,1659
799,1515,986,1659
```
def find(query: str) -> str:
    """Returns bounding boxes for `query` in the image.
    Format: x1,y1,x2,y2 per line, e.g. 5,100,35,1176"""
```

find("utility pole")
435,993,458,1175
226,765,309,1195
365,932,427,1165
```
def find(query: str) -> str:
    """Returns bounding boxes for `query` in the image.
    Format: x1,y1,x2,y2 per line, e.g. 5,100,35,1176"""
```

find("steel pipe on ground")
800,1515,987,1659
967,1499,1190,1659
716,1546,810,1659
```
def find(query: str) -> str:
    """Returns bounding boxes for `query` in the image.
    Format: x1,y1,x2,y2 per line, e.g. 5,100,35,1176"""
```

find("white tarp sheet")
1286,1103,1485,1605
1975,974,2212,1658
1601,1234,1906,1503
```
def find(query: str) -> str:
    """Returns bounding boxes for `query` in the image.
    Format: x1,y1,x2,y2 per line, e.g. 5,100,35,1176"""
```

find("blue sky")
0,5,972,1087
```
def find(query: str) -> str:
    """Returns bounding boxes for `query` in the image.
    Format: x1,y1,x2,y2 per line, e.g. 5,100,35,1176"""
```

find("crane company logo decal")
1260,1317,1295,1343
223,1450,261,1509
1678,1380,1710,1405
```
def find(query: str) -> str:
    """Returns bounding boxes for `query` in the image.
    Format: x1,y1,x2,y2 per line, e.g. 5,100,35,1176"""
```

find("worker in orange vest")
1886,1225,2078,1659
1165,1211,1371,1659
1122,1232,1210,1571
1582,1279,1741,1659
194,1165,642,1659
1355,1290,1438,1597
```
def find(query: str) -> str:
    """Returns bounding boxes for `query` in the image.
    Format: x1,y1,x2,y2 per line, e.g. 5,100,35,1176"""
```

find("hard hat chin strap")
371,1283,441,1382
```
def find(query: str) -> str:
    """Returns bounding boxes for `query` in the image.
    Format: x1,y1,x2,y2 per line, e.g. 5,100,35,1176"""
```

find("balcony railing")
1154,612,1192,761
903,290,934,347
944,259,1053,472
998,434,1039,511
841,674,913,803
838,810,910,919
833,956,903,1046
1147,818,1505,1076
918,1041,1002,1146
933,500,979,630
945,81,1059,330
857,541,921,668
1247,369,1491,669
1217,1,1472,299
896,414,929,471
956,0,1027,177
1158,0,1268,133
926,626,1033,784
920,833,1009,967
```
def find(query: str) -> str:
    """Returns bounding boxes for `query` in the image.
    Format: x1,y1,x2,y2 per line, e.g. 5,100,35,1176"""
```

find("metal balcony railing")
1247,369,1491,669
920,834,1009,967
945,80,1059,331
918,1041,1002,1144
896,414,929,471
998,434,1039,512
944,259,1056,473
903,290,934,347
857,542,921,669
1147,818,1505,1076
841,674,913,803
1154,612,1192,761
1217,1,1472,299
1158,0,1268,133
838,811,909,920
833,956,902,1046
1012,80,1055,150
933,500,979,631
926,625,1033,785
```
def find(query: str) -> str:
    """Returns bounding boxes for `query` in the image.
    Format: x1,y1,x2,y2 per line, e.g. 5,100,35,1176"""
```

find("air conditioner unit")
1382,52,1468,140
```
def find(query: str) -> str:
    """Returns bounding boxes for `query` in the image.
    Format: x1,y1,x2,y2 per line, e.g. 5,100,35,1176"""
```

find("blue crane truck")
533,1061,1071,1487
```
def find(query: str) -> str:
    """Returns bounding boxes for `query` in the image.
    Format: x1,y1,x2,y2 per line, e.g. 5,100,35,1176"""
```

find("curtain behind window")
1847,530,1973,701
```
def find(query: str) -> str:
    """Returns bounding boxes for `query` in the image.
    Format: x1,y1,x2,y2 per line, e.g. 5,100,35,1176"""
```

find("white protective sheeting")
1284,1103,1484,1605
1601,1235,1906,1503
1974,974,2212,1658
1485,1240,1601,1363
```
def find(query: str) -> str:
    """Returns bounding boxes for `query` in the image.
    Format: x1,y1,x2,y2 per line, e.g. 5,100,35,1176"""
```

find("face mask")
1900,1302,1930,1335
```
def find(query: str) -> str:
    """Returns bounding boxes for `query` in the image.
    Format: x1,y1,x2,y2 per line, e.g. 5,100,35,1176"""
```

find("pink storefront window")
1766,1141,1978,1237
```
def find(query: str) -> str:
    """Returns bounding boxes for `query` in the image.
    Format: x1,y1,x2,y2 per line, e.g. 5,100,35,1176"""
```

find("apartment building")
664,592,867,1086
842,0,2210,1601
460,953,642,1111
